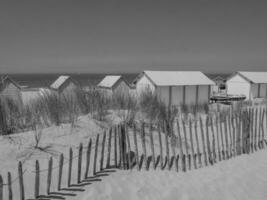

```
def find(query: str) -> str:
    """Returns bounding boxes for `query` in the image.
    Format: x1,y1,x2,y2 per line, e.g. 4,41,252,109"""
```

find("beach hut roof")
97,75,127,88
235,71,267,84
50,75,71,90
0,75,21,92
140,71,215,86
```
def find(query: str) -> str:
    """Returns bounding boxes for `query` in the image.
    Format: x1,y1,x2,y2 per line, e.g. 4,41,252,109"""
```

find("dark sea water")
2,72,230,88
4,73,139,88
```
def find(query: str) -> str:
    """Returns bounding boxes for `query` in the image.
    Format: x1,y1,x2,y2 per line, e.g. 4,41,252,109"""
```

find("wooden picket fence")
0,107,266,200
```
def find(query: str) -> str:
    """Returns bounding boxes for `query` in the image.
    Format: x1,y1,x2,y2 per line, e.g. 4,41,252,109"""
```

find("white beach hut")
135,71,214,106
97,75,130,95
50,75,79,95
226,71,267,100
0,75,22,105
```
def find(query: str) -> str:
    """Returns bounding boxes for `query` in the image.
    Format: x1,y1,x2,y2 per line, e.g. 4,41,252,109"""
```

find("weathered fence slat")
182,120,189,168
141,123,147,170
261,109,265,148
77,143,83,183
165,122,170,170
0,175,3,200
170,122,177,171
194,120,202,167
149,124,156,170
224,116,229,159
177,120,184,170
100,132,106,171
254,108,258,151
114,126,118,167
199,117,208,166
258,108,262,149
210,117,216,163
106,128,112,169
125,124,133,169
35,160,40,198
18,161,25,200
219,115,225,160
205,116,213,165
250,109,254,153
122,125,128,170
189,119,196,169
231,114,236,156
176,155,179,172
93,134,100,175
215,115,221,161
133,123,140,170
8,172,12,200
182,154,186,172
84,138,92,179
227,115,233,157
68,148,73,187
58,154,64,190
47,157,53,195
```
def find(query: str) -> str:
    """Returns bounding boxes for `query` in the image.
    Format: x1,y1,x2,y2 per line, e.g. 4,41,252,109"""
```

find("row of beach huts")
1,71,267,107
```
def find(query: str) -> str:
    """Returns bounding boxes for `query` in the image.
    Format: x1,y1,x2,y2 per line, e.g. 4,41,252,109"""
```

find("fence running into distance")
0,106,267,200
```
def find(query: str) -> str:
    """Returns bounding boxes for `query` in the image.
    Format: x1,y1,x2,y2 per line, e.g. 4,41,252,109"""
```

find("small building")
135,71,215,106
97,75,130,95
226,71,267,100
50,75,79,96
0,75,22,105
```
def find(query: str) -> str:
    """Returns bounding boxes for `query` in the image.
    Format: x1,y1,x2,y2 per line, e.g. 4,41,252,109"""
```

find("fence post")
189,119,196,169
215,115,221,161
182,120,189,169
8,172,12,200
121,125,128,169
0,175,3,200
194,120,202,167
227,115,233,157
164,122,170,170
219,115,225,160
182,154,186,172
35,160,40,198
141,123,147,170
199,117,208,166
114,126,118,167
125,124,132,169
177,120,184,169
68,148,73,187
84,138,92,179
47,157,53,195
149,124,156,170
224,116,229,158
254,108,258,151
250,108,255,153
118,125,123,168
231,114,236,156
18,161,25,200
176,155,179,172
77,143,83,183
261,109,265,148
205,116,213,165
210,117,216,163
58,154,64,190
157,124,163,170
133,123,140,170
169,122,176,171
106,128,112,169
93,134,100,175
100,132,106,171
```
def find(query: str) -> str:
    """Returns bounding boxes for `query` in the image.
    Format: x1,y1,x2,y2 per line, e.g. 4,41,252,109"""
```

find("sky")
0,0,267,74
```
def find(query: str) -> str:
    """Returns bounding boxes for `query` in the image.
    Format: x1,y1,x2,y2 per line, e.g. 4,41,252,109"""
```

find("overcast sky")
1,0,267,74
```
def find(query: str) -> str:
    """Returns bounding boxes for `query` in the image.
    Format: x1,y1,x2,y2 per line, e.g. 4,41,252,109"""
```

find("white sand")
77,150,267,200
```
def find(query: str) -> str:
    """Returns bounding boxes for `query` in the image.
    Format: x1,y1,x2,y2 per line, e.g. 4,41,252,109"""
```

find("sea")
3,73,139,88
2,72,230,88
